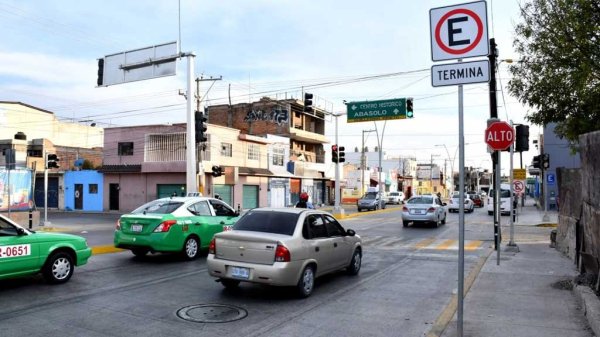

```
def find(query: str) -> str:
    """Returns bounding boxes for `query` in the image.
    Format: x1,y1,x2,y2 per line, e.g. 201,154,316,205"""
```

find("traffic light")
46,153,60,169
515,125,529,152
195,111,208,144
332,145,339,163
304,93,313,113
97,58,104,86
211,165,222,177
406,98,414,118
338,146,346,163
542,153,550,169
532,155,541,169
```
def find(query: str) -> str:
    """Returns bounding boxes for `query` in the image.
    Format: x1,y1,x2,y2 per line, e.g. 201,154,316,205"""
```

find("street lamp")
435,144,455,195
361,129,376,196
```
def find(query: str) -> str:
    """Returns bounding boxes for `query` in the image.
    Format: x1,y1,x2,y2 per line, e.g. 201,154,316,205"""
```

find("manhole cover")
177,304,248,323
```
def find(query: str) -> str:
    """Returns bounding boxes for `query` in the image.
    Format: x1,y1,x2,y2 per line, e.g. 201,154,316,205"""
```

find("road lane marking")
92,245,124,255
434,239,455,250
415,238,438,249
465,240,483,251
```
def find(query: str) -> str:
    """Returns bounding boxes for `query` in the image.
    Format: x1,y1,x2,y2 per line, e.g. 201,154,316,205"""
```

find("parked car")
357,192,387,212
386,191,405,205
401,195,447,227
114,196,239,259
0,214,92,284
207,208,362,297
448,195,475,213
467,192,484,207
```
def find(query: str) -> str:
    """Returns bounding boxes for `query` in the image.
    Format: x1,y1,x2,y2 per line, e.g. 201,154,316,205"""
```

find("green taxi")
0,213,92,284
114,196,239,259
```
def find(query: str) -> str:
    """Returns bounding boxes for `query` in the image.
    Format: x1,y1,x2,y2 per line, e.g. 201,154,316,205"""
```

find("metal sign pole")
496,151,501,265
457,60,465,337
509,120,516,246
185,53,197,193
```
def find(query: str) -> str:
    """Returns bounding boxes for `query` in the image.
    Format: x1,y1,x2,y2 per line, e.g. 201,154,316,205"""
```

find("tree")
508,0,600,144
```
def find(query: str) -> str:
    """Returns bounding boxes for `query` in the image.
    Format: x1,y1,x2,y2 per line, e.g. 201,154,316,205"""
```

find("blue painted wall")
64,171,103,211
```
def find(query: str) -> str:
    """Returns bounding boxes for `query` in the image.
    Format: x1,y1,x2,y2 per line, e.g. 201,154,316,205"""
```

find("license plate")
131,224,143,232
0,244,31,259
223,225,233,231
230,266,249,279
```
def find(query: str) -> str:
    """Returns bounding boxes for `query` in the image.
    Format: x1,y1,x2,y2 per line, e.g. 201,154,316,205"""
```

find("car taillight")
153,220,177,232
116,219,121,230
274,244,290,262
402,206,409,212
208,238,216,254
427,207,435,213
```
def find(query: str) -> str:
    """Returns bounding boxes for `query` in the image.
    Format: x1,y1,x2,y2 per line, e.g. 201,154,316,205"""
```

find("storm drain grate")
177,304,248,323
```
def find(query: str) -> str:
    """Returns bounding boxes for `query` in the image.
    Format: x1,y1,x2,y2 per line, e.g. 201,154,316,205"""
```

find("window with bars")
221,143,232,157
272,147,284,166
248,144,259,161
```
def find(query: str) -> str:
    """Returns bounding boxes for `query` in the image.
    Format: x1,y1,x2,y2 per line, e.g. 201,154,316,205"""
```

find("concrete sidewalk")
436,200,599,337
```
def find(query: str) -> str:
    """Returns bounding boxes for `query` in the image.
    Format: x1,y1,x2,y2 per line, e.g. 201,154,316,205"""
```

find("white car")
487,186,513,215
386,191,405,204
447,195,475,213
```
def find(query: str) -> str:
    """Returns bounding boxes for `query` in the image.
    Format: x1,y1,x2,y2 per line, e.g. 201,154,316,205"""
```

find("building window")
272,147,284,166
221,143,232,157
89,184,98,194
248,144,259,161
118,142,134,156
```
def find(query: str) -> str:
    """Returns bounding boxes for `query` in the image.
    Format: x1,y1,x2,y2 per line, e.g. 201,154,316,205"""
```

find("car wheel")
375,204,379,211
442,213,447,225
220,279,240,289
296,265,315,298
182,236,200,260
43,251,74,284
131,248,149,257
435,218,441,228
488,211,493,216
402,220,408,227
347,249,362,276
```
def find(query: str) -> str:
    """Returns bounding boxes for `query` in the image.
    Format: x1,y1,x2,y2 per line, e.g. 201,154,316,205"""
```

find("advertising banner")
0,169,33,211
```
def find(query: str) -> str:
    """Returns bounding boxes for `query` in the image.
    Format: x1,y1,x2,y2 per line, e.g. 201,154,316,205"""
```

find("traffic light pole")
195,75,222,195
333,113,344,217
374,121,387,209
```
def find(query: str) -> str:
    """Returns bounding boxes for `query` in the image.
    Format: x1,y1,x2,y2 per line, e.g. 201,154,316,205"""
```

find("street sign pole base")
505,243,520,253
542,213,550,222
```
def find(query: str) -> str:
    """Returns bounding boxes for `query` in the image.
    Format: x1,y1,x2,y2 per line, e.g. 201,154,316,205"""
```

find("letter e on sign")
430,1,489,61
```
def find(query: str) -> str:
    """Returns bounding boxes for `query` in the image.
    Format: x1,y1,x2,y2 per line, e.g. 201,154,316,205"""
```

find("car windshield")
234,211,299,235
363,194,377,200
408,197,433,204
489,189,511,198
132,199,183,214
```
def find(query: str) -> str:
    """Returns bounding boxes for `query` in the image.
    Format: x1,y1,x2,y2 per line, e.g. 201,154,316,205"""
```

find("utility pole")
488,38,501,256
361,129,375,197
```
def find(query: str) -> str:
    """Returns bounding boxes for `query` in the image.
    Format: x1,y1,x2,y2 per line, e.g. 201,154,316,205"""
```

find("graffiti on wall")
244,107,289,126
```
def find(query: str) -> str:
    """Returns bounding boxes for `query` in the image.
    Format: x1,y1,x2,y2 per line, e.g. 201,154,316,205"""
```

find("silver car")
207,208,362,298
401,195,447,227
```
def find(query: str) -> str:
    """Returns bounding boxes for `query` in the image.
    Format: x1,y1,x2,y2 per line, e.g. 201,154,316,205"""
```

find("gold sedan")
207,208,362,298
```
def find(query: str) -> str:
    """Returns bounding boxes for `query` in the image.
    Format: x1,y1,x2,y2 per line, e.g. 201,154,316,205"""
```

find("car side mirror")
16,227,25,235
346,229,356,236
443,203,447,206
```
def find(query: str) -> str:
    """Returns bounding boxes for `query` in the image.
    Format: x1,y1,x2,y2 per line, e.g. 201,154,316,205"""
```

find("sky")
0,0,537,174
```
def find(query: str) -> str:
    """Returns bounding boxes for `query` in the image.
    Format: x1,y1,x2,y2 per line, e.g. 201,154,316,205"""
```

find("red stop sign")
485,121,514,150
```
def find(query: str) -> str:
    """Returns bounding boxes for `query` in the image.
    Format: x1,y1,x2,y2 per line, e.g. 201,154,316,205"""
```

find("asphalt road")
0,206,499,337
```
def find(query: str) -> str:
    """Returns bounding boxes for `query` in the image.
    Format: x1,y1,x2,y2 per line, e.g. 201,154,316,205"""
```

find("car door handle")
220,221,225,225
334,243,338,248
315,247,320,252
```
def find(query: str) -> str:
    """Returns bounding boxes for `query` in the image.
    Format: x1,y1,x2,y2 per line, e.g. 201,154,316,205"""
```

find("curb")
574,284,600,336
91,245,124,255
426,246,494,337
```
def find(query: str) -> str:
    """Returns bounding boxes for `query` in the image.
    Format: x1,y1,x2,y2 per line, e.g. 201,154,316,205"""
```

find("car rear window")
132,200,183,214
408,197,433,204
234,211,299,235
390,192,399,196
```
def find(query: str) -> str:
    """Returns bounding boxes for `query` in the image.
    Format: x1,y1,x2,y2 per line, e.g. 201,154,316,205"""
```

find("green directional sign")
346,98,408,123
